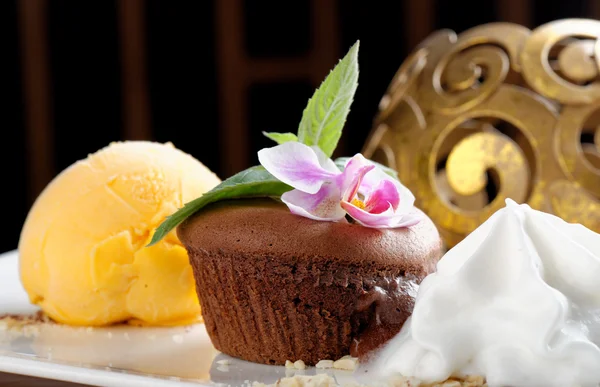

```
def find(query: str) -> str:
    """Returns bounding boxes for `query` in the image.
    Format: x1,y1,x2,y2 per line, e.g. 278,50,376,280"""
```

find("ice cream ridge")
19,141,221,326
370,199,600,387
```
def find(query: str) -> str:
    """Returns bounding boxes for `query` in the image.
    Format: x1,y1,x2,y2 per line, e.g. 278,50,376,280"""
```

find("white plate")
0,250,361,386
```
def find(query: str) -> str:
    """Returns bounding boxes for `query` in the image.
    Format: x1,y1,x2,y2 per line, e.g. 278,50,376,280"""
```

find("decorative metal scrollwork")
364,19,600,247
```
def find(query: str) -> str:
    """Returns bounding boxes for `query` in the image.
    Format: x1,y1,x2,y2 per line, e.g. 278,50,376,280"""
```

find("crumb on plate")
0,311,52,338
253,374,486,387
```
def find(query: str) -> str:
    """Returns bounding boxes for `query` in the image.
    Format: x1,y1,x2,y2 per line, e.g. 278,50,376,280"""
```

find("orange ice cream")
18,141,220,326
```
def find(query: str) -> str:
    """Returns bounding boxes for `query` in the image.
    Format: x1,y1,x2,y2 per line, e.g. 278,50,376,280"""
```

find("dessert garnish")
258,143,419,227
370,199,600,387
150,41,419,246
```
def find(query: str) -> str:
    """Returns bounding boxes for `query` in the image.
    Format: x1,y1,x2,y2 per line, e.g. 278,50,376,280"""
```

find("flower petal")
258,142,338,194
364,179,400,213
281,185,346,221
341,201,422,228
360,167,416,214
393,211,423,227
342,200,395,227
311,146,340,173
338,154,375,201
395,183,416,216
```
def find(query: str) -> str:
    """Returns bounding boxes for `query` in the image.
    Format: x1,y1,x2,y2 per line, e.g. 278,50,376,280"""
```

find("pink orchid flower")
257,142,421,228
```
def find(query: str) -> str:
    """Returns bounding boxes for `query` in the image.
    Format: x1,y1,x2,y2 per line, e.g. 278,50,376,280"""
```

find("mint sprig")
296,41,359,156
149,41,374,246
262,132,298,144
148,167,290,245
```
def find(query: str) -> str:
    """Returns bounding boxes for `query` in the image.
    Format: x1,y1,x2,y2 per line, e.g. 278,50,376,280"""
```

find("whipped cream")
371,199,600,387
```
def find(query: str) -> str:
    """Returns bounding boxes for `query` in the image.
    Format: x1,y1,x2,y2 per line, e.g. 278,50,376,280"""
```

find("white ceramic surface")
0,250,360,386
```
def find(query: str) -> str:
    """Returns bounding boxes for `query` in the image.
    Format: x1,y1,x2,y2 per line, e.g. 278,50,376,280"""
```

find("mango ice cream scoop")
18,141,221,326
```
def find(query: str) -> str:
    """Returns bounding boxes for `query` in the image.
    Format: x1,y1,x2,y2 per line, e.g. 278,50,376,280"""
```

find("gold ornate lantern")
364,19,600,248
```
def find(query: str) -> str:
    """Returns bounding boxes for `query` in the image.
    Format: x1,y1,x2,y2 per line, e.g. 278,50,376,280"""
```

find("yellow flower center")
351,198,366,209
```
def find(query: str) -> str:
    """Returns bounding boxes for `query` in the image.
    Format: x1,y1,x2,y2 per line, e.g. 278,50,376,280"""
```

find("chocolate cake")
177,198,442,365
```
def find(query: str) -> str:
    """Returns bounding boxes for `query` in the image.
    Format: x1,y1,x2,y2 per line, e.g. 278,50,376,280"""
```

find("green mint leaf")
148,166,291,246
334,157,399,180
297,41,359,157
263,132,298,144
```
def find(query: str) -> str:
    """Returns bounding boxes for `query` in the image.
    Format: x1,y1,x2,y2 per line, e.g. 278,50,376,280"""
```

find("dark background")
2,0,597,253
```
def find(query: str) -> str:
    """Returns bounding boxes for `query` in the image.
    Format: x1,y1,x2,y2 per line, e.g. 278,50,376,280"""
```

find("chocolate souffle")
177,198,442,365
